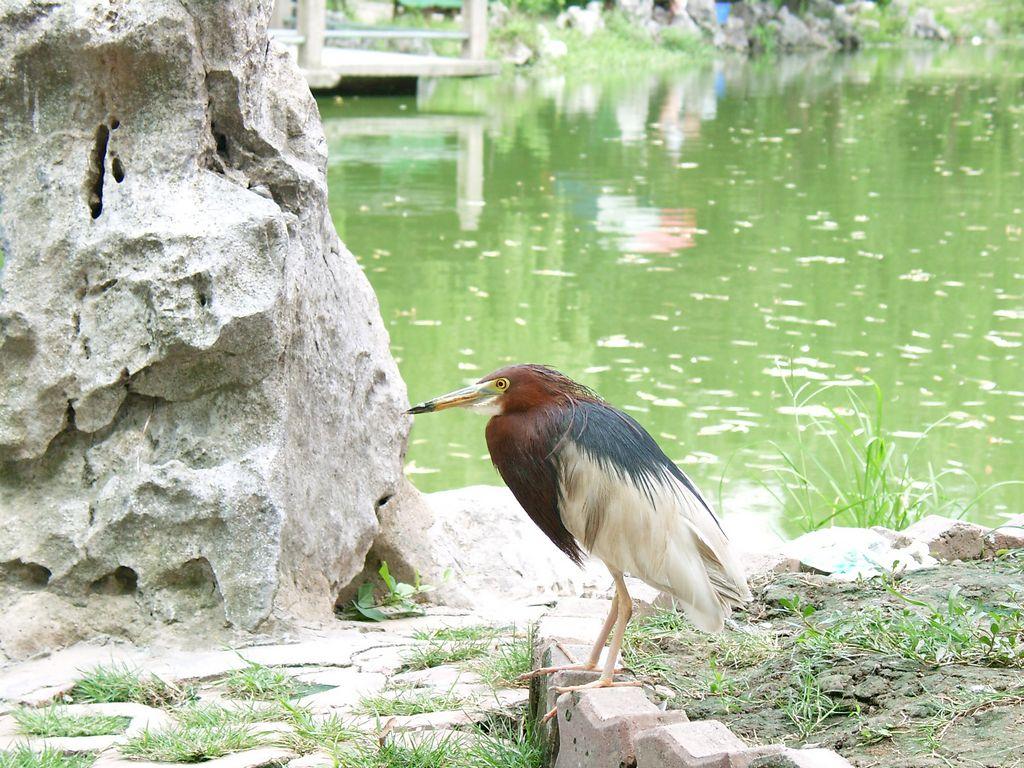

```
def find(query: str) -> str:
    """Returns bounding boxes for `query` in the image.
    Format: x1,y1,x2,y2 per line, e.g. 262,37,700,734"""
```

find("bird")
407,364,751,697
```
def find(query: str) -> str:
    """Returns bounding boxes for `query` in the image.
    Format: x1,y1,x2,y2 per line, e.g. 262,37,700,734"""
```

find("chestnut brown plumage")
408,364,751,698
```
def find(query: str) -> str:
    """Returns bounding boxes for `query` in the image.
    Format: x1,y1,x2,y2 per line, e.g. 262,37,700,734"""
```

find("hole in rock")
111,155,125,183
1,560,51,589
376,494,394,509
90,565,138,595
109,117,120,130
85,123,110,219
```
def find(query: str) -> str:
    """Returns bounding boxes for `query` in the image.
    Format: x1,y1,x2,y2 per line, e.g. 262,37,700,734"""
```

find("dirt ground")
635,554,1024,768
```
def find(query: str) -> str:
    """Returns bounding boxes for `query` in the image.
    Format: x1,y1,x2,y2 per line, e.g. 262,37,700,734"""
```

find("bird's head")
407,364,598,417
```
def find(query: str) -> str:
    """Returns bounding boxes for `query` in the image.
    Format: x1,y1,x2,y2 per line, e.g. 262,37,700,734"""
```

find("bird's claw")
516,663,598,682
552,678,643,694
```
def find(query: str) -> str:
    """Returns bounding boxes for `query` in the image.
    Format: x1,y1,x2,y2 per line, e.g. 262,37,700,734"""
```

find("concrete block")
555,687,688,768
635,720,746,767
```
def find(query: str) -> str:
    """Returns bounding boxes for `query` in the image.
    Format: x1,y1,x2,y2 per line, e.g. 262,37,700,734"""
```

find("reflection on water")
321,46,1024,533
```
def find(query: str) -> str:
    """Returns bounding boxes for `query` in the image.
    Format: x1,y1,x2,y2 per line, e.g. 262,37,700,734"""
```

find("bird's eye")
495,378,509,391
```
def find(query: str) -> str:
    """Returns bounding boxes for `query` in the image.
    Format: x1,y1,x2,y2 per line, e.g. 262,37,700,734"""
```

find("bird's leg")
554,574,642,694
516,596,621,682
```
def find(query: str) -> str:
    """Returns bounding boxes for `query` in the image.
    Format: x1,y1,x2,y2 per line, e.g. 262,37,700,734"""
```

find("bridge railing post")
297,0,325,69
461,0,487,60
270,0,291,28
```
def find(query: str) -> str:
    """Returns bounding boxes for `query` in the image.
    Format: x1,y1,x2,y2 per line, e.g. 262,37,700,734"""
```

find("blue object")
715,1,731,25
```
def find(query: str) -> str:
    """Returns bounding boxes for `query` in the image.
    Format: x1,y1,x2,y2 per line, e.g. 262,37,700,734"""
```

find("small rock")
903,515,986,561
489,1,510,27
503,40,533,66
539,36,568,60
716,15,750,52
908,8,951,41
984,514,1024,552
684,0,719,31
559,2,604,38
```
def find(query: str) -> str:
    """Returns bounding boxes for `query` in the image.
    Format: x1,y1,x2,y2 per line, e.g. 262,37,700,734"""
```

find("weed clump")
70,664,187,707
12,707,130,738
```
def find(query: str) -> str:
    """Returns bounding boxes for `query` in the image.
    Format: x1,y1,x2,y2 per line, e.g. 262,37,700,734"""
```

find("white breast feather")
558,443,751,633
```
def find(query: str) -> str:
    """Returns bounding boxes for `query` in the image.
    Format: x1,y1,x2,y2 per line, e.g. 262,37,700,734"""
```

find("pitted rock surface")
0,0,414,657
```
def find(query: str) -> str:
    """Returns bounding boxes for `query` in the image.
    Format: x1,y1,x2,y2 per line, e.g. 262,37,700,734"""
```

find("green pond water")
321,47,1024,535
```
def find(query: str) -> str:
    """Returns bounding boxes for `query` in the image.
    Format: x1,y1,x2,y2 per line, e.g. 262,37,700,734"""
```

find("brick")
635,720,746,768
554,687,688,768
903,515,986,561
536,615,606,645
985,514,1024,552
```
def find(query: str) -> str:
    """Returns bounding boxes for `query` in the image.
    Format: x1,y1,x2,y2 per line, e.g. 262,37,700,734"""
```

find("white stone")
783,527,936,579
424,486,607,606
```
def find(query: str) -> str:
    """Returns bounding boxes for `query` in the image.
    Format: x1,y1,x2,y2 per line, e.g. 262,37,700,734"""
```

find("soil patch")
625,552,1024,768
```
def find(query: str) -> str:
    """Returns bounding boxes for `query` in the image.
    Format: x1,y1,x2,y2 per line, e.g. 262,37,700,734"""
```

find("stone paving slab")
93,746,296,768
0,701,174,753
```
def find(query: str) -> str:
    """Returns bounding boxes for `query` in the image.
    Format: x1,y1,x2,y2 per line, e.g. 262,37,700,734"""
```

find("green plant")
405,638,491,671
790,583,1024,668
737,380,1021,532
779,660,857,740
173,703,286,729
344,562,446,621
13,707,131,738
219,659,299,700
120,724,264,763
276,701,360,758
70,663,187,707
355,687,469,717
0,748,93,768
475,626,534,688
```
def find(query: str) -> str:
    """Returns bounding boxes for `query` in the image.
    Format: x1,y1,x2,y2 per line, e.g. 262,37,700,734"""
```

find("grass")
218,660,298,700
622,609,778,701
779,660,858,740
70,664,187,707
331,716,545,768
355,687,470,717
0,748,93,768
276,701,360,758
735,380,1021,532
474,627,534,689
172,702,287,729
12,707,131,738
404,638,492,671
119,724,264,763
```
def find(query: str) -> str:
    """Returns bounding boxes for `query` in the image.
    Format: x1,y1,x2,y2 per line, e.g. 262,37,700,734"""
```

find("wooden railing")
270,0,489,69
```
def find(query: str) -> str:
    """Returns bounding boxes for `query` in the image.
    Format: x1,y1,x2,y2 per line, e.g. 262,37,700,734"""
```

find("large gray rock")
0,0,412,658
774,7,832,50
424,485,606,605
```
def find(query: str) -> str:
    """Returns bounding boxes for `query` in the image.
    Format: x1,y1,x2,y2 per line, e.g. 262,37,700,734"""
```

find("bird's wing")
557,401,751,631
486,408,586,566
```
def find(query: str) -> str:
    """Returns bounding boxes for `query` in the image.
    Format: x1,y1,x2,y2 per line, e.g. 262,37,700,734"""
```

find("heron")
407,364,751,695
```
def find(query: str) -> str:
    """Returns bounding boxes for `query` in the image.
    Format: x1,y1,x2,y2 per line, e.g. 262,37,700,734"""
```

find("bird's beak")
407,381,497,415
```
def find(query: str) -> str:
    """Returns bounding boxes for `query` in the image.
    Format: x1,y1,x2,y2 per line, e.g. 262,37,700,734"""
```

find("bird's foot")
553,677,643,694
516,663,597,682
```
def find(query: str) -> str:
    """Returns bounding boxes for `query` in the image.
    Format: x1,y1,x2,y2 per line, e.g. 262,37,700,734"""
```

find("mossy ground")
626,554,1024,767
